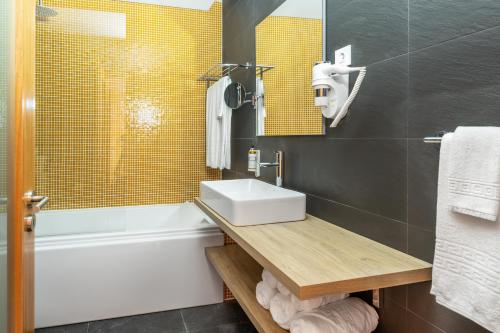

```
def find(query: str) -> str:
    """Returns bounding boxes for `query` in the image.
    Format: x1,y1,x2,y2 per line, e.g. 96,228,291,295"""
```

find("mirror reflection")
255,0,324,136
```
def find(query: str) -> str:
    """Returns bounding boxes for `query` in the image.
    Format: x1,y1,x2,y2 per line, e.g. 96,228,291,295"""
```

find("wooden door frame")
8,0,36,331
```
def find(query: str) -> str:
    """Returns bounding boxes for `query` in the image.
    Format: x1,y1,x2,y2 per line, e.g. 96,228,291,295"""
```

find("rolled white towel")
290,293,349,312
269,293,299,330
290,294,323,312
262,269,279,289
289,298,379,333
290,314,335,333
323,293,350,305
276,281,291,296
256,281,277,310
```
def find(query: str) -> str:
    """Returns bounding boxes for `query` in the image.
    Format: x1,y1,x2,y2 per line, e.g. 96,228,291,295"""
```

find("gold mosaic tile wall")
256,16,323,136
0,1,8,211
36,0,221,210
0,4,10,322
223,233,237,300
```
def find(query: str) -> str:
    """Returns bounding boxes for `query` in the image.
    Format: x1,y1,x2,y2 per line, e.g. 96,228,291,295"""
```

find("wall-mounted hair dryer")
312,61,366,127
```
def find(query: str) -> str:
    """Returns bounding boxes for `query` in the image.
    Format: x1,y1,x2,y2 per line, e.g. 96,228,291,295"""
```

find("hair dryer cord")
330,67,367,128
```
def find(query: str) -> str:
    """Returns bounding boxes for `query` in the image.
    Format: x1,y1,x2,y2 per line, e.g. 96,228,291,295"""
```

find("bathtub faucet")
255,150,283,187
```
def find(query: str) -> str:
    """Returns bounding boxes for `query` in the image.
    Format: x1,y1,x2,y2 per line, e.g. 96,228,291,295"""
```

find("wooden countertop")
196,198,432,300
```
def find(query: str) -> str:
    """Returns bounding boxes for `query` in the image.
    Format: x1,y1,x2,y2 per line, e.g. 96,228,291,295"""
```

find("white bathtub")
35,203,224,328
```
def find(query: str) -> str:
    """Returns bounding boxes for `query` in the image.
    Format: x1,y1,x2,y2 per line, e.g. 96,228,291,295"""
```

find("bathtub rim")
35,224,223,250
36,202,200,215
35,201,221,241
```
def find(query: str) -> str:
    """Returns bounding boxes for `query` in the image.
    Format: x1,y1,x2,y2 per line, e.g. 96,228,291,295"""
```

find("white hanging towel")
256,78,266,136
431,133,500,333
448,126,500,222
220,78,232,169
206,76,232,169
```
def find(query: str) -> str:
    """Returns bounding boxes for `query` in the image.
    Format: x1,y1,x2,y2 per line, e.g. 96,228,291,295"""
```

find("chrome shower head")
36,0,57,20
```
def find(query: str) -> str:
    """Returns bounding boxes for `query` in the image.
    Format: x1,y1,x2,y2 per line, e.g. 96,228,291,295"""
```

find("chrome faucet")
255,150,283,187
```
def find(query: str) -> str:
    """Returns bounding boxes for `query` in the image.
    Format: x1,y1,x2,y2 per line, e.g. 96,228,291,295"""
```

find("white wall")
119,0,216,10
271,0,323,19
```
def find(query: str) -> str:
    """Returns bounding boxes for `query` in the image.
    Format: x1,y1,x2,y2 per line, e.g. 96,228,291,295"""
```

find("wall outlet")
335,45,352,65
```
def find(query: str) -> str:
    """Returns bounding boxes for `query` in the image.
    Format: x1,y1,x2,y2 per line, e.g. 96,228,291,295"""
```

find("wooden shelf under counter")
206,245,286,333
196,198,432,300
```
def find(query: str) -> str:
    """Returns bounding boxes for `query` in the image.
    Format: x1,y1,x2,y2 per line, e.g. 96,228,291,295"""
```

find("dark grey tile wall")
222,0,499,332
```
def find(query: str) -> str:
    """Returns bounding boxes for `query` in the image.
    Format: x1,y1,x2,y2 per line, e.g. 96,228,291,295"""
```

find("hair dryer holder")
322,74,349,119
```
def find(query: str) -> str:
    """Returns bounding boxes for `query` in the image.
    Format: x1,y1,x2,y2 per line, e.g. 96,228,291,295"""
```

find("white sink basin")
200,179,306,226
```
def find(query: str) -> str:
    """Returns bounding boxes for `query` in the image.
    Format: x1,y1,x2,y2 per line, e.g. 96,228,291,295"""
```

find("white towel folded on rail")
289,297,379,333
431,133,500,333
448,126,500,222
256,281,277,310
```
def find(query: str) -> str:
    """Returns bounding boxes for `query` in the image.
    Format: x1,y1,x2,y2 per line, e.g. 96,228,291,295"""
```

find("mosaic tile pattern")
223,284,235,301
224,232,236,245
223,233,236,301
35,0,222,210
256,16,323,136
0,2,8,210
0,4,10,332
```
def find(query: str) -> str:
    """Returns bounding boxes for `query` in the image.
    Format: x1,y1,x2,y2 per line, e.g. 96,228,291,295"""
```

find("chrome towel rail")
423,137,443,144
198,63,275,83
423,131,448,144
197,63,241,82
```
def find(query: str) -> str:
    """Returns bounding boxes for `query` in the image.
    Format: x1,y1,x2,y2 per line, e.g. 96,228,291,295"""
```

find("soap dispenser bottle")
248,146,257,172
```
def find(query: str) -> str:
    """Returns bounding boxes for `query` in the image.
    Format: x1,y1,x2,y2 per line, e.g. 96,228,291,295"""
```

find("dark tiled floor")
36,301,257,333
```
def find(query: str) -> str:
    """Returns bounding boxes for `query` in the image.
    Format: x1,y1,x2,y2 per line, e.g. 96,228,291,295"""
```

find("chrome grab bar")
23,192,49,213
21,192,49,232
30,195,49,213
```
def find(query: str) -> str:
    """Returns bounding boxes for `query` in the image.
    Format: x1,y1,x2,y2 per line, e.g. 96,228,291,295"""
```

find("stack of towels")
256,270,378,332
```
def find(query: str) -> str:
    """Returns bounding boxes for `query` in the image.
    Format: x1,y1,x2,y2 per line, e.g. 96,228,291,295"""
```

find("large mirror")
255,0,324,136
